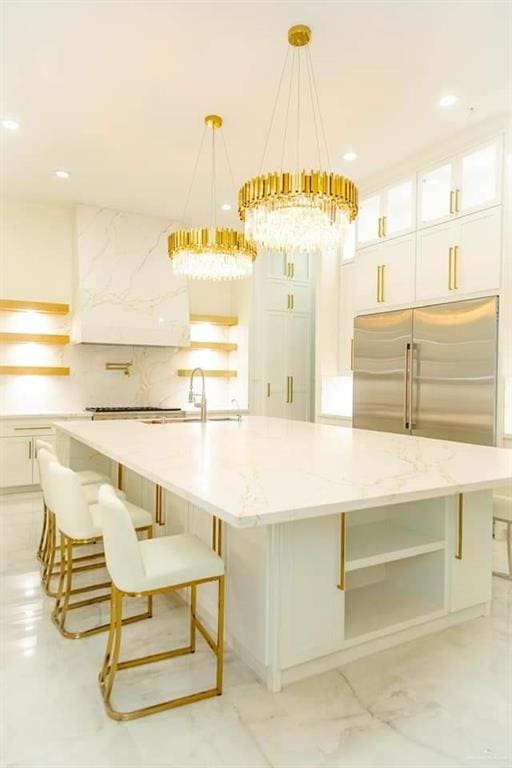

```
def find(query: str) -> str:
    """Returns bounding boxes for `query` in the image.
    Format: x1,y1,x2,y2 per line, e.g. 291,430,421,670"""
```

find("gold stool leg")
216,575,225,695
37,503,49,563
190,585,197,652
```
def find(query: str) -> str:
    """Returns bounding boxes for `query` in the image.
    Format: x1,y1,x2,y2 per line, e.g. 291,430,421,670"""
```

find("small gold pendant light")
238,25,358,257
169,114,256,280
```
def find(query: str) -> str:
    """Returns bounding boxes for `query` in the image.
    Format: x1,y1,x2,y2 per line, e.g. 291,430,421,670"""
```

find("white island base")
57,429,493,693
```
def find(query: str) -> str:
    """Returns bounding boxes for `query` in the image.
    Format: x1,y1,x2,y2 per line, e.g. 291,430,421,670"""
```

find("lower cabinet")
449,490,493,612
354,234,415,314
0,437,34,487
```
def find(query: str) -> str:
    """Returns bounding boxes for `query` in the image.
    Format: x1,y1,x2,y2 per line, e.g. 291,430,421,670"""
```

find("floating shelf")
189,341,238,352
190,314,238,326
0,300,69,315
177,369,237,378
0,366,70,376
346,521,446,572
0,332,70,345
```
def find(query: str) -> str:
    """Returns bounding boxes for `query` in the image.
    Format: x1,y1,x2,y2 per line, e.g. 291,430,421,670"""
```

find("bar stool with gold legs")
97,485,225,721
45,460,154,639
36,447,122,598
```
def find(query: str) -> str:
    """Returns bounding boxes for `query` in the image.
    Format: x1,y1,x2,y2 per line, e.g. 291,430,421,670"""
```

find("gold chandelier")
169,114,256,280
238,25,358,257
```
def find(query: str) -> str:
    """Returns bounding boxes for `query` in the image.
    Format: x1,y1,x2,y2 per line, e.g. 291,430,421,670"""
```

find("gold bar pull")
449,190,455,214
376,265,381,303
380,265,386,303
453,245,459,289
448,246,453,290
455,188,460,213
337,513,347,590
289,375,293,404
28,440,32,459
285,261,289,278
117,463,124,491
350,338,354,371
287,294,291,310
286,376,290,403
455,493,463,560
381,216,387,238
266,382,271,398
155,484,163,526
290,262,294,279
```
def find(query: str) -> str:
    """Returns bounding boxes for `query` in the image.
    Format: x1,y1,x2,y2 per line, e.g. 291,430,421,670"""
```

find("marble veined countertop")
54,416,512,527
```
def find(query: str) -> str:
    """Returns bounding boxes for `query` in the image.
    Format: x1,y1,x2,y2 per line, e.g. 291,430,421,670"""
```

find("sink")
141,416,239,425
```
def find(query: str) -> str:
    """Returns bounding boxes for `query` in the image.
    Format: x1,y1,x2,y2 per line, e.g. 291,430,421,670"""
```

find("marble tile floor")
0,492,510,768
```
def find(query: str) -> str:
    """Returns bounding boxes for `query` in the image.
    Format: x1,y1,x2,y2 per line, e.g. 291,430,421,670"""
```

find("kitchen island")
55,416,512,691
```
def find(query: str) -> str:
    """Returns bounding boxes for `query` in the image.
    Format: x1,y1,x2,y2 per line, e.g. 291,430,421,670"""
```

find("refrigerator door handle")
403,342,411,430
408,342,416,429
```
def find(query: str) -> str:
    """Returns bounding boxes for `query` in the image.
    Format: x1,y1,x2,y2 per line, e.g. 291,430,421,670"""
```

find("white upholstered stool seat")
35,439,111,486
45,462,153,639
97,485,225,720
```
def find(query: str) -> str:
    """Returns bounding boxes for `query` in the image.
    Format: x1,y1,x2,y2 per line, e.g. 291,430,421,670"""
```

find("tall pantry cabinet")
250,250,314,421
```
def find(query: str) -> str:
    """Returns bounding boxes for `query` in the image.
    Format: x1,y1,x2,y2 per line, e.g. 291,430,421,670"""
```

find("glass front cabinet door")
356,178,415,248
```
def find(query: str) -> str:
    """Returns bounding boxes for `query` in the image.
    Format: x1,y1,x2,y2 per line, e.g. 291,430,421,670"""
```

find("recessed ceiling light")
439,95,458,108
54,169,71,179
220,203,232,211
342,151,358,162
2,118,20,130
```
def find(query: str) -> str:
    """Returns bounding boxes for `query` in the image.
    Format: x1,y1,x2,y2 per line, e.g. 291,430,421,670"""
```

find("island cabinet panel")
449,490,493,612
278,516,345,668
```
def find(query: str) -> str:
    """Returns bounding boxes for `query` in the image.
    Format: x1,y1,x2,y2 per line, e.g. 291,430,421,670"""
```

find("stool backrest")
37,448,59,510
46,461,95,540
35,439,55,456
98,485,146,593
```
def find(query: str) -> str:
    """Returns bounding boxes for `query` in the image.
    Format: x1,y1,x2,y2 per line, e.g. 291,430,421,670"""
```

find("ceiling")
1,0,510,227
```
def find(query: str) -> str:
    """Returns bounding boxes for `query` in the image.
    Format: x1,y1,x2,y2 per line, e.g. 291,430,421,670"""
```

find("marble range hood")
71,205,190,346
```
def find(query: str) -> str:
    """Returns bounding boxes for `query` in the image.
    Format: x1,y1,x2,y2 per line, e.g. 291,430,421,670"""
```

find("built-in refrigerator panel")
411,296,498,446
353,309,413,434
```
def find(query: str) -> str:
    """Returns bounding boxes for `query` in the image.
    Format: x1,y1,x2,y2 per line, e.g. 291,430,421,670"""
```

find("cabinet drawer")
0,420,56,438
265,281,312,313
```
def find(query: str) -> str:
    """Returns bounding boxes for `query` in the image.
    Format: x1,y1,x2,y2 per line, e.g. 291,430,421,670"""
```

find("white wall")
0,199,249,414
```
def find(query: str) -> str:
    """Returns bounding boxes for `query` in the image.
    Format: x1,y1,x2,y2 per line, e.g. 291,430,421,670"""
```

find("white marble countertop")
0,411,92,421
54,416,512,528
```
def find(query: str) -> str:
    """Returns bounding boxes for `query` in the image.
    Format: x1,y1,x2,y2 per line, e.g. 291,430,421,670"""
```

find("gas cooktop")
86,406,184,420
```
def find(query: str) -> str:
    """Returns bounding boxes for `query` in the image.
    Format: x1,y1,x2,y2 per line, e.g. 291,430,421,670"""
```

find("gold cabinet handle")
28,440,32,459
291,293,294,310
455,188,460,213
287,293,294,310
448,246,453,290
290,375,293,404
287,294,290,310
266,382,271,398
155,483,163,526
453,245,459,289
350,338,354,371
376,265,381,302
381,216,387,238
337,513,347,590
286,376,290,403
380,264,385,302
455,493,463,560
14,426,51,431
117,463,124,491
377,217,382,238
449,190,455,214
286,262,294,279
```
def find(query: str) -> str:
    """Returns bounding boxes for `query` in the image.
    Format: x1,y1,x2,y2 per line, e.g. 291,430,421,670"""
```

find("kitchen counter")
54,415,511,527
55,416,511,692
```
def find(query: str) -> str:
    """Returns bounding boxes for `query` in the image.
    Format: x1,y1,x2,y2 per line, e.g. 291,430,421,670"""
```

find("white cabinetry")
416,206,501,302
339,262,355,373
354,234,415,314
449,491,493,612
357,178,415,247
252,252,314,422
0,437,34,487
418,137,502,228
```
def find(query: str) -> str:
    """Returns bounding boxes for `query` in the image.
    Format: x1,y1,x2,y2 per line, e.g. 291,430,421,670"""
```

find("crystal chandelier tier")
169,115,256,280
238,25,358,257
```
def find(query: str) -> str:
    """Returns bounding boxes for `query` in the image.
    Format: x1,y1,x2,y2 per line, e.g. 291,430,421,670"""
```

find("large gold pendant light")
238,25,358,257
169,114,256,280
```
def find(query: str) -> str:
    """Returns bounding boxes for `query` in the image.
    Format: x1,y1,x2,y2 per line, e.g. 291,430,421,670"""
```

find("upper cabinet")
418,137,502,228
71,205,190,346
356,178,415,248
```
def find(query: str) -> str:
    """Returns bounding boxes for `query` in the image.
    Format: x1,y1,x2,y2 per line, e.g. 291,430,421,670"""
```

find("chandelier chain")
259,46,290,175
296,47,301,171
210,125,217,228
180,125,207,225
305,46,322,168
280,47,295,171
306,46,331,171
220,128,237,201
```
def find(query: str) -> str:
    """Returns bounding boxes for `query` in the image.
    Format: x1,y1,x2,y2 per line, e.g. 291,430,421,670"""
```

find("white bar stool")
97,485,225,721
493,487,512,580
36,446,120,597
35,438,112,575
45,460,153,639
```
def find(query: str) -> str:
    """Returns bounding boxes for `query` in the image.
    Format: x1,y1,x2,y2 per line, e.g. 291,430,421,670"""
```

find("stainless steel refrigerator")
352,296,499,446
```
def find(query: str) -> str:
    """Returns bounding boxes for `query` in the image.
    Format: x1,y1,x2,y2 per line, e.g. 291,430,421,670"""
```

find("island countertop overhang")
54,416,512,528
